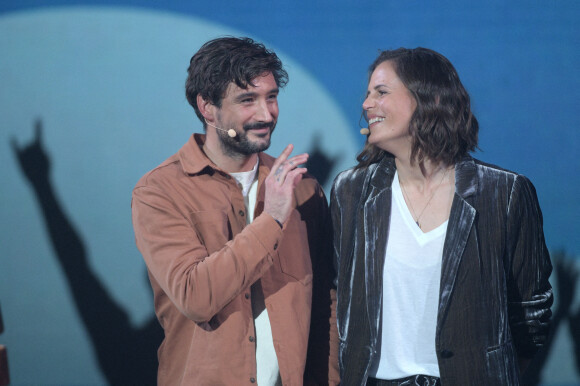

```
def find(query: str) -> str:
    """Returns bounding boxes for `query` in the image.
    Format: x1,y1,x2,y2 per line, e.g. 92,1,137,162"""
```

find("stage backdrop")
0,1,578,385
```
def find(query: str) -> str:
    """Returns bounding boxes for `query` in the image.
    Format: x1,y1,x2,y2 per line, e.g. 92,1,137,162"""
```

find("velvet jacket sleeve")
506,175,553,358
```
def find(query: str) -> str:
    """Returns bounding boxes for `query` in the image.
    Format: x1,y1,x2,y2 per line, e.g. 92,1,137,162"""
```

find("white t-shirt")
370,171,447,379
231,160,282,386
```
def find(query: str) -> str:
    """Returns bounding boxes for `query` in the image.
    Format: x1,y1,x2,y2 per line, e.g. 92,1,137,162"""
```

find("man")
132,37,339,385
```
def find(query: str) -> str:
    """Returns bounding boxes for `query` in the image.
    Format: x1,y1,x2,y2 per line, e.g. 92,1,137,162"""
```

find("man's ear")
197,94,216,122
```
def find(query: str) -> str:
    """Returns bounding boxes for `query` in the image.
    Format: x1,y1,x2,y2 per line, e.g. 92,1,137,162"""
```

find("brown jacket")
132,134,339,385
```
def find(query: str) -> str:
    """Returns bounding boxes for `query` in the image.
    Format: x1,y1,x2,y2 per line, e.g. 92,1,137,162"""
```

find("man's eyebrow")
234,88,279,102
234,92,258,102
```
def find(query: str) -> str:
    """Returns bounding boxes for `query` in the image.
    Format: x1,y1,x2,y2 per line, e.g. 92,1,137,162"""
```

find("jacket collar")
178,134,215,175
368,155,396,193
363,153,479,344
178,133,274,177
454,156,478,199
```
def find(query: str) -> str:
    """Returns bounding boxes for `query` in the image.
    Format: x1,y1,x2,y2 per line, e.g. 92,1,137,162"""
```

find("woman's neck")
394,156,455,232
395,157,451,191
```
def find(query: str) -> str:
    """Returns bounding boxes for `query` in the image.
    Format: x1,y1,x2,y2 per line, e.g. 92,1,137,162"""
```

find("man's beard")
217,121,275,157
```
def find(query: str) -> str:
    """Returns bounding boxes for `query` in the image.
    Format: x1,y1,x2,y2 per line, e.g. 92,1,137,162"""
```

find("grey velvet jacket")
330,155,552,385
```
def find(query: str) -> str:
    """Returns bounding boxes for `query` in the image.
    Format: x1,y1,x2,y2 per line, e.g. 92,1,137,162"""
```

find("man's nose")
255,100,275,122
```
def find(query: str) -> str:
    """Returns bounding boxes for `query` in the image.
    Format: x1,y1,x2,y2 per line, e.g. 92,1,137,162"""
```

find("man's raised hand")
263,144,308,225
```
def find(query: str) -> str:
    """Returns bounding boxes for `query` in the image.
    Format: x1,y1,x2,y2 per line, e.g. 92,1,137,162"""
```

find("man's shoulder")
133,153,183,191
134,135,208,191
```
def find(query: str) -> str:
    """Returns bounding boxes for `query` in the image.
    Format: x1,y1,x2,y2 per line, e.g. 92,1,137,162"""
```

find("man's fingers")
285,153,308,168
273,155,308,185
271,144,294,171
279,154,308,174
282,167,307,187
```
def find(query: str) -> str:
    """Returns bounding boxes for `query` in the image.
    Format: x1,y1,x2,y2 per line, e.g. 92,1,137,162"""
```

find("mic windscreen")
360,128,370,135
205,119,237,138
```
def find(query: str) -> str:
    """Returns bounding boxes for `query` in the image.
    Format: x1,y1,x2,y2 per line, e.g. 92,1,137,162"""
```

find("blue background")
0,0,578,384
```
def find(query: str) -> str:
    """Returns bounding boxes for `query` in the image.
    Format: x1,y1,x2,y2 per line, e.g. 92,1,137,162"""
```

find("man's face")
215,72,279,157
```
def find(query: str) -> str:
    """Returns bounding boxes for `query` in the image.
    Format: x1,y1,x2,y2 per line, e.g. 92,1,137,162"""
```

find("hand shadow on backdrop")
304,132,340,189
10,118,340,385
11,119,163,386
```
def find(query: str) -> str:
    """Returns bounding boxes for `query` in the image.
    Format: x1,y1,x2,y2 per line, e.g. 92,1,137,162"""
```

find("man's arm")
132,186,282,322
132,144,308,323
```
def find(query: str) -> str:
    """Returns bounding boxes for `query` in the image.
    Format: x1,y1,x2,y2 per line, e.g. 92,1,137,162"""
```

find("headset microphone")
358,109,370,135
205,120,237,138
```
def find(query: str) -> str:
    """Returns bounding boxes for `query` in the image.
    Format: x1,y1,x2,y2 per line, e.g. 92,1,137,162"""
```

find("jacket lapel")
363,157,396,341
437,157,478,330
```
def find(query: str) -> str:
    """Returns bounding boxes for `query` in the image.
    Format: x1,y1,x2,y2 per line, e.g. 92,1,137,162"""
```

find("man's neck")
202,133,258,173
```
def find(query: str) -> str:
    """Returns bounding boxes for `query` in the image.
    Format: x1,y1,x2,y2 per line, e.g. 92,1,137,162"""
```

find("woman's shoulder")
332,162,380,191
460,156,536,195
469,157,531,182
330,167,366,205
333,165,369,184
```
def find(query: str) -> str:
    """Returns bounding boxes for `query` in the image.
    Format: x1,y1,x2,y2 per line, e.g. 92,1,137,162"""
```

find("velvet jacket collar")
361,155,478,349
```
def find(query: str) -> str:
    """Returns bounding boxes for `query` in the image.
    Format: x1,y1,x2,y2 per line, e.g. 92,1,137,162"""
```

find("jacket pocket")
189,210,230,254
485,341,519,385
277,210,313,285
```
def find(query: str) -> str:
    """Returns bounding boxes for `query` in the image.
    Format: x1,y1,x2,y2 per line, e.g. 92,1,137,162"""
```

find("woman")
330,48,552,385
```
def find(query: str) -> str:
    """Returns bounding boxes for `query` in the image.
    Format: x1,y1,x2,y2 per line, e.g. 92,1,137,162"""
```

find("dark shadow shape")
11,119,163,386
0,303,9,386
298,178,335,385
570,296,580,376
521,250,579,385
306,133,340,188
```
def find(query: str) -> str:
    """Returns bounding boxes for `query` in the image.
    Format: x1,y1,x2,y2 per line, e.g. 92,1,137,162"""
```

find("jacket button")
440,349,454,358
273,242,278,250
245,293,250,299
249,336,255,342
239,210,245,217
250,377,256,383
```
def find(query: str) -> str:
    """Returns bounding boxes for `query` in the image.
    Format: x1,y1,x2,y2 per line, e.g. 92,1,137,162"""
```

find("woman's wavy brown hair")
356,47,479,168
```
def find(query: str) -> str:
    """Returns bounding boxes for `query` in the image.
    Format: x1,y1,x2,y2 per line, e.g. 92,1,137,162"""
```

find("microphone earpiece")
205,120,237,138
360,128,370,135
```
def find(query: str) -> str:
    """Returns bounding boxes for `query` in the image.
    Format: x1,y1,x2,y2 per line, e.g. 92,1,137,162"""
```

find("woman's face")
362,61,416,155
